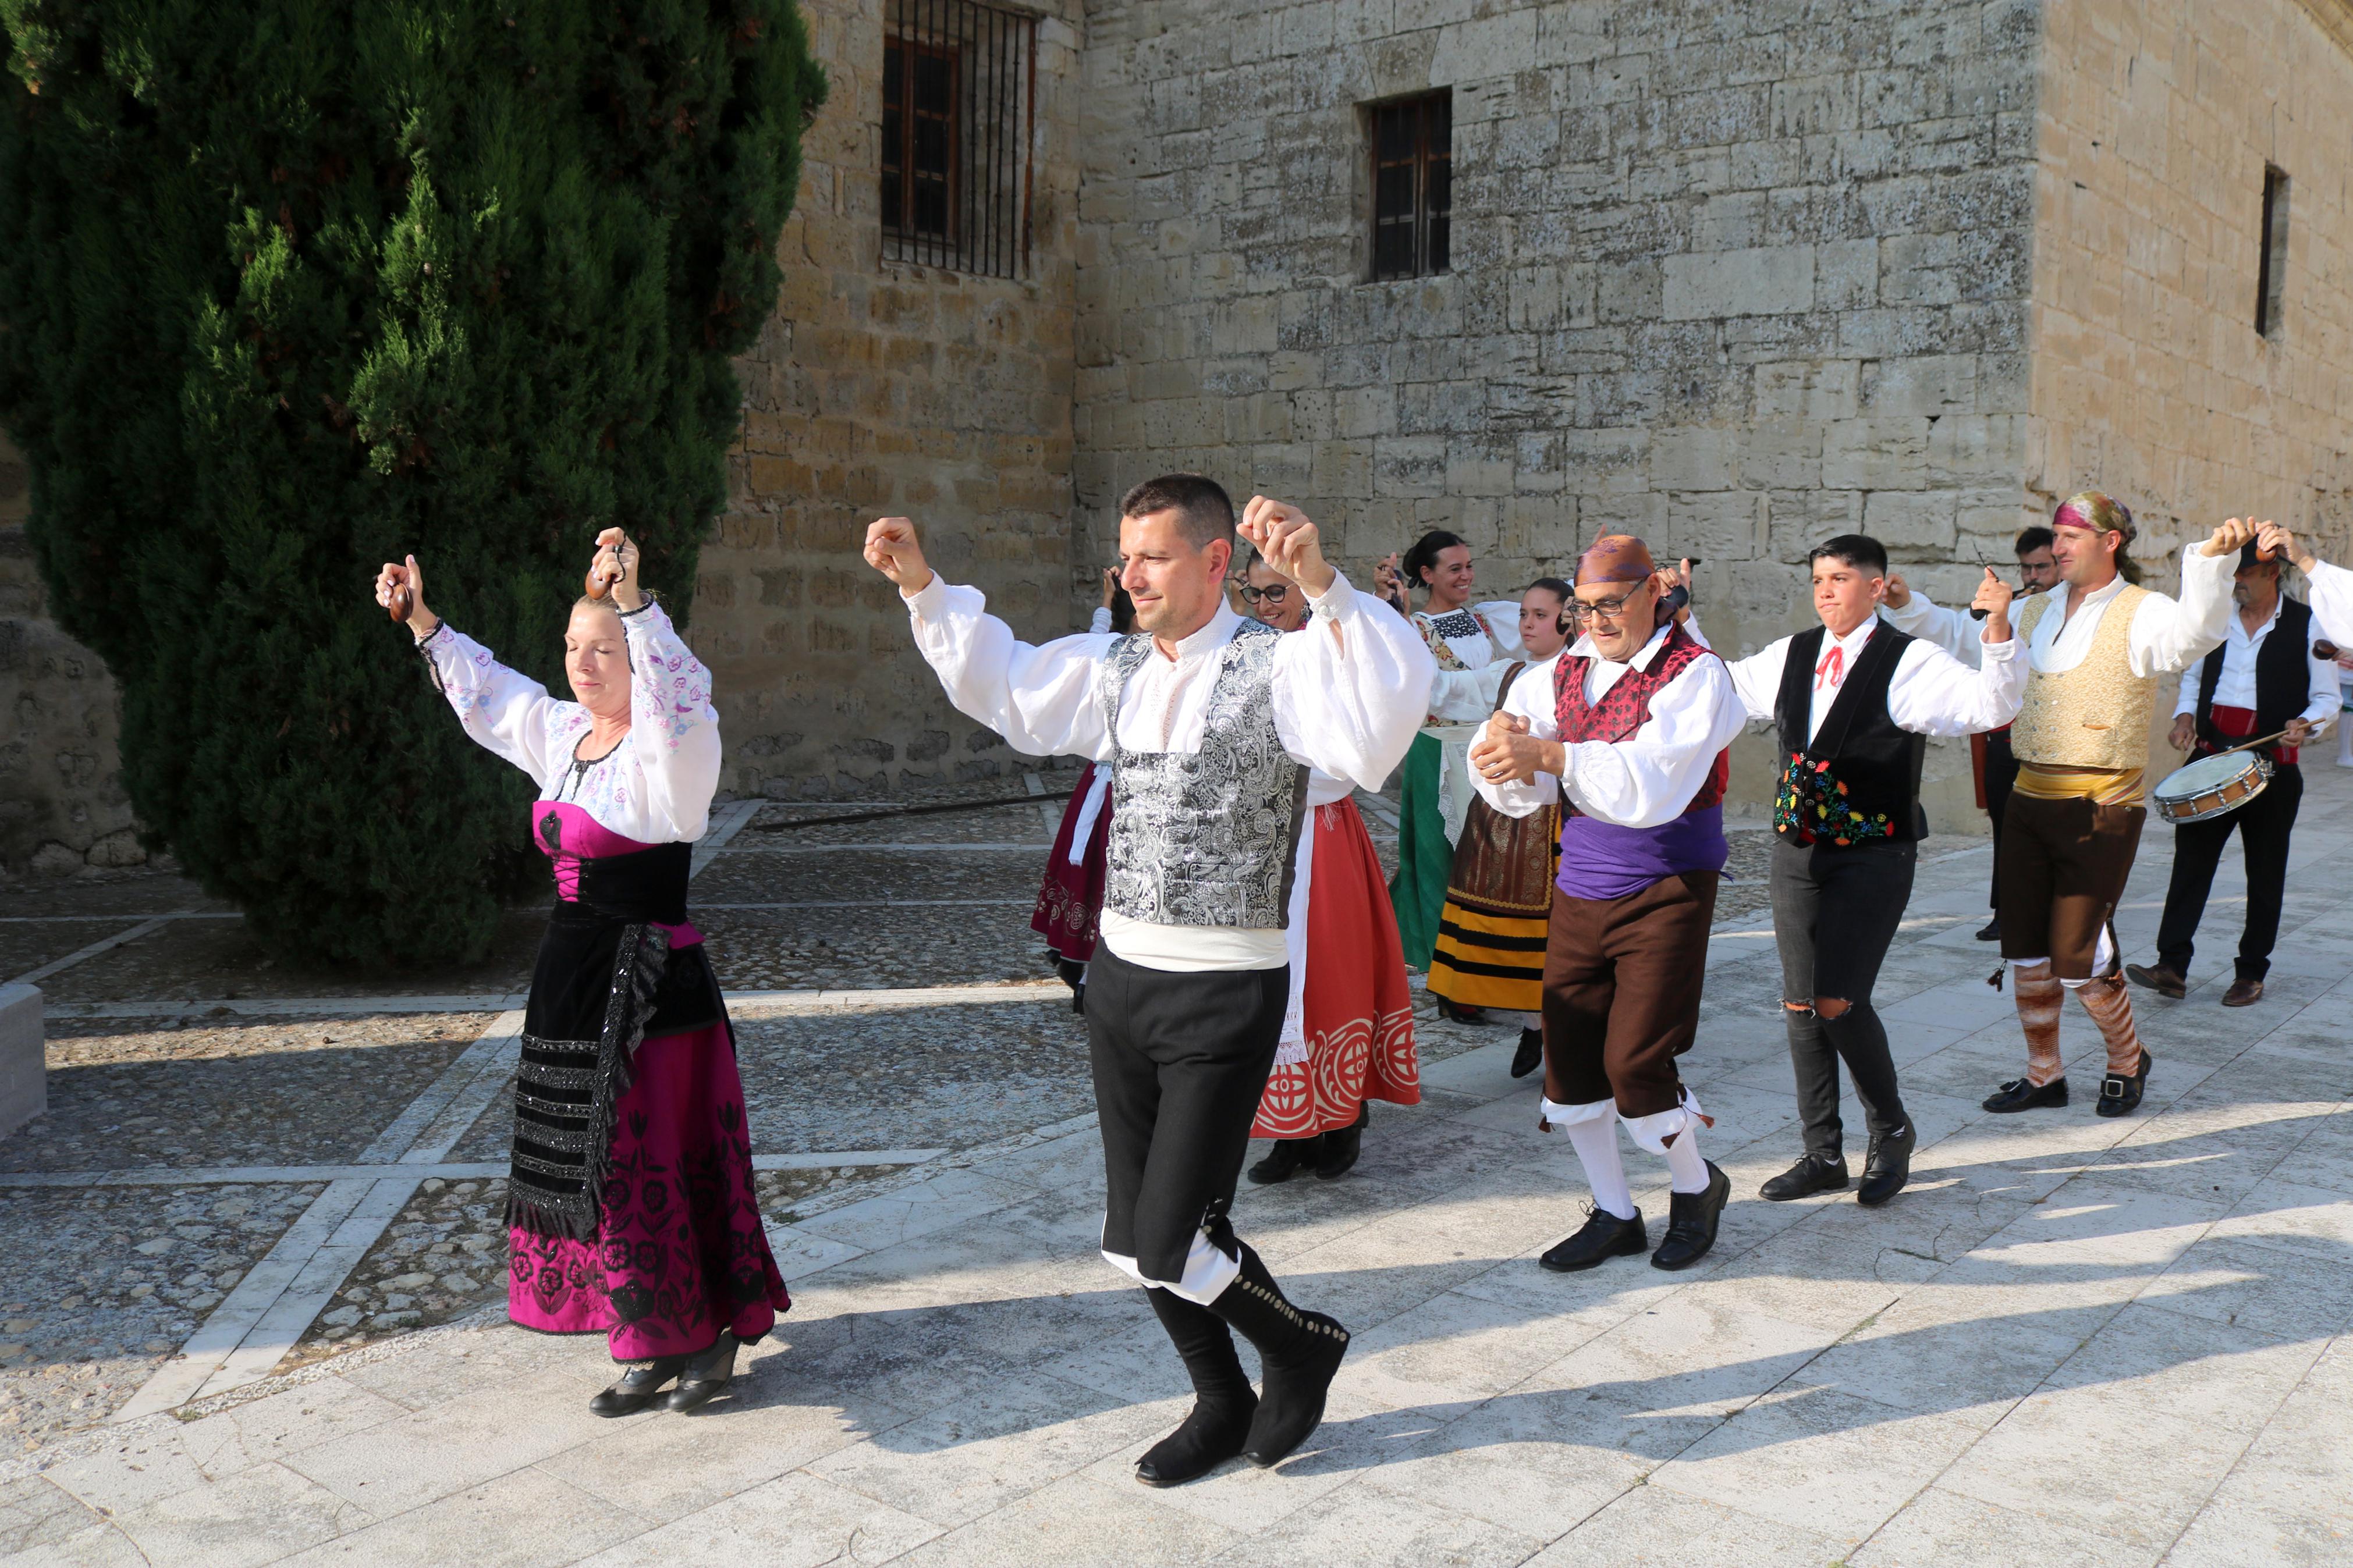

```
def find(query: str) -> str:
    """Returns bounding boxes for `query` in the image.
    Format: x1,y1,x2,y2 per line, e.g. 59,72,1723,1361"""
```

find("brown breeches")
1540,872,1719,1119
1997,792,2144,980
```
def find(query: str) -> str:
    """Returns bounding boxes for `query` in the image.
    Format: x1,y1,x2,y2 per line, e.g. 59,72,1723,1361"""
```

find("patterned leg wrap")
2074,971,2145,1075
2013,962,2064,1086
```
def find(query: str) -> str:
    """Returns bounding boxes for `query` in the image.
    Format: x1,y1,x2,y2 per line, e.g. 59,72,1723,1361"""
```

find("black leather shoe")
665,1331,739,1413
1975,916,2001,942
2125,963,2186,1000
589,1355,688,1417
1981,1076,2067,1114
1651,1162,1730,1271
2095,1051,2152,1118
1510,1027,1544,1079
1857,1123,1915,1207
1433,997,1490,1025
1247,1135,1322,1186
1538,1206,1646,1272
1759,1152,1848,1201
1315,1104,1368,1179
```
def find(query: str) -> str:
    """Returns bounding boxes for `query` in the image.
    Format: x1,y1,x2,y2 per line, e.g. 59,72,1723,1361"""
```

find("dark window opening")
883,0,1035,279
2256,164,2289,337
1371,92,1451,282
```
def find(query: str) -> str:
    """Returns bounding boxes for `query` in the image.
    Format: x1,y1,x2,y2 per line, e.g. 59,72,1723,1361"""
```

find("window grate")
2256,164,2288,338
1370,92,1451,282
883,0,1035,279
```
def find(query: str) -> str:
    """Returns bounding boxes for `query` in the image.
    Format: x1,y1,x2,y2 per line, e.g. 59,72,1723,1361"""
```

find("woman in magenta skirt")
375,529,790,1417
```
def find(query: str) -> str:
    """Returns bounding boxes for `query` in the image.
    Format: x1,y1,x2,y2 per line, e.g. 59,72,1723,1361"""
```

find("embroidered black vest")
2194,596,2313,764
1772,624,1927,845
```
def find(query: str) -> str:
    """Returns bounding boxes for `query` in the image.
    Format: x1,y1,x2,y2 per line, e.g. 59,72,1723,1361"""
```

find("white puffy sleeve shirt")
1470,626,1746,829
418,600,722,844
2306,558,2353,648
1712,616,2028,738
2021,543,2236,680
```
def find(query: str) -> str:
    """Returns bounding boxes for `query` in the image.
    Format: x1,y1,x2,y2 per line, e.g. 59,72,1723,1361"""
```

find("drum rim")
2155,751,2267,799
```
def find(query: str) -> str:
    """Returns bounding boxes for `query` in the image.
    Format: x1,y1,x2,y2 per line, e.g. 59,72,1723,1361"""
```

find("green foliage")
0,1,824,966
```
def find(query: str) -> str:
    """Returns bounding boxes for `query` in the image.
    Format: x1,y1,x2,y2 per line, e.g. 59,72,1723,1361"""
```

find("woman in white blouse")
373,530,790,1419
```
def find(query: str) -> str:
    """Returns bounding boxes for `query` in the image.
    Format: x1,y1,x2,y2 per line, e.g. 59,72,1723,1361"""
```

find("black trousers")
2156,764,2303,982
1769,837,1915,1158
1085,944,1289,1284
1983,730,2018,912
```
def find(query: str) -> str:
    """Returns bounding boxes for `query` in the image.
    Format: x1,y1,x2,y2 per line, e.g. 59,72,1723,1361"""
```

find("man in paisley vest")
867,478,1433,1486
1979,493,2247,1120
1469,535,1747,1275
1705,535,2025,1210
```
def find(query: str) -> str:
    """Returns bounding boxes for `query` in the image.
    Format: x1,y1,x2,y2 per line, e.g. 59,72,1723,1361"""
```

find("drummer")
2125,541,2337,1007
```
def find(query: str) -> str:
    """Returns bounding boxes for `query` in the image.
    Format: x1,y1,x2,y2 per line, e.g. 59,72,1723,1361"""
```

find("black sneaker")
1981,1076,2068,1114
1538,1206,1647,1272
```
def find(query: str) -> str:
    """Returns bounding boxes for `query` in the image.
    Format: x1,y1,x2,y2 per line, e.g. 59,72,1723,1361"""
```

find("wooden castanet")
387,580,413,623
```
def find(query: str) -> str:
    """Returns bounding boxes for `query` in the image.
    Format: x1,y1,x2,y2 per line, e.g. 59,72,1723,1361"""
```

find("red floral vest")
1553,623,1730,815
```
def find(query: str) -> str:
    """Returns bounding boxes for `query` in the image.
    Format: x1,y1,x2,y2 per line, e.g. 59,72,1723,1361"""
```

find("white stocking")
1662,1125,1711,1195
1564,1118,1635,1221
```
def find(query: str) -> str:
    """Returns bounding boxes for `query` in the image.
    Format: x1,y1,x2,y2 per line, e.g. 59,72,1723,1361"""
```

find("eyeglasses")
1566,592,1645,624
1238,584,1291,605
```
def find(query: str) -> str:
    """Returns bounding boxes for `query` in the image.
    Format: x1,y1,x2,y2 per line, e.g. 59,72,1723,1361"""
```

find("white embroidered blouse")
418,600,722,845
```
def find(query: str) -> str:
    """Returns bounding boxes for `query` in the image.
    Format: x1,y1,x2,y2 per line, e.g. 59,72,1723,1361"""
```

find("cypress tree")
0,1,824,966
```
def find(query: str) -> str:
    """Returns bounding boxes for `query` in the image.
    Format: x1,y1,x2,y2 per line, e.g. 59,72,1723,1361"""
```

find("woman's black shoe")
1538,1206,1647,1271
1053,957,1087,1015
1433,997,1489,1025
1981,1076,2067,1114
1651,1161,1730,1271
1205,1244,1349,1469
1759,1152,1848,1201
1315,1105,1369,1180
665,1331,739,1413
589,1355,688,1417
2095,1051,2152,1118
1247,1136,1323,1186
1857,1123,1915,1207
1510,1028,1545,1079
1137,1288,1255,1487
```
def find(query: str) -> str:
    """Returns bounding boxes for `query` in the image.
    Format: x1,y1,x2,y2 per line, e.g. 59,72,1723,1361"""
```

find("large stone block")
0,985,41,1139
1662,246,1817,320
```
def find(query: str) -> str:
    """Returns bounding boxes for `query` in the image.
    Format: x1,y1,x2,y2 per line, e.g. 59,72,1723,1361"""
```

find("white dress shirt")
904,571,1435,970
1471,623,1747,828
2306,558,2353,648
1703,613,2028,739
1884,542,2235,678
2171,598,2338,727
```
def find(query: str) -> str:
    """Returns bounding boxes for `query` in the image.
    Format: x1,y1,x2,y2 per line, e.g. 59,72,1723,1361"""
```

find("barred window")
1370,92,1451,282
882,0,1035,279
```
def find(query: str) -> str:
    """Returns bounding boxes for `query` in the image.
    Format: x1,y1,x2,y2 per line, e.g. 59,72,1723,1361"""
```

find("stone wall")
0,431,141,875
1072,0,2046,828
695,0,1087,801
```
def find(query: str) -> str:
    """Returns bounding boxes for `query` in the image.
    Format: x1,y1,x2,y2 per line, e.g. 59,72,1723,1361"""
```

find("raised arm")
1713,628,1789,726
2129,524,2256,678
377,552,572,785
2259,522,2353,646
1887,635,2027,736
620,600,722,842
1268,572,1438,790
1879,577,1982,665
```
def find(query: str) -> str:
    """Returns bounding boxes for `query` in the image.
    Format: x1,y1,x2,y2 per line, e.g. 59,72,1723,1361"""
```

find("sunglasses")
1238,583,1292,605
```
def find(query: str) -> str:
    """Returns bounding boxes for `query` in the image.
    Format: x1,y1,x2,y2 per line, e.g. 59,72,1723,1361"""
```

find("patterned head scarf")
2052,490,2134,545
1575,534,1658,587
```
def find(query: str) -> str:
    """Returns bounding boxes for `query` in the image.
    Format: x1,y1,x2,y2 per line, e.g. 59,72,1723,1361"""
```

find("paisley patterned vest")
1097,620,1309,928
1553,622,1730,815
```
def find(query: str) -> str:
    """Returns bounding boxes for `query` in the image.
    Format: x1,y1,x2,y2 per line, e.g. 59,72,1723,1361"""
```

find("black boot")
664,1331,739,1412
1053,957,1087,1015
1510,1027,1544,1079
1857,1123,1915,1207
1247,1136,1323,1186
1650,1161,1730,1271
1315,1104,1368,1180
1538,1205,1646,1272
1135,1288,1257,1487
589,1354,688,1417
1759,1151,1848,1201
1433,997,1489,1025
1205,1243,1349,1469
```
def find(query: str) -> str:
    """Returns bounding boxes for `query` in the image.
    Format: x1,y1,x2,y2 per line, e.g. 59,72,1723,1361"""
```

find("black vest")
1774,624,1928,844
2194,596,2313,764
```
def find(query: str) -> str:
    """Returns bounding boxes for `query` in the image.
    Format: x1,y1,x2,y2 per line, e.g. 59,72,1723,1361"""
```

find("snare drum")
2152,750,2273,824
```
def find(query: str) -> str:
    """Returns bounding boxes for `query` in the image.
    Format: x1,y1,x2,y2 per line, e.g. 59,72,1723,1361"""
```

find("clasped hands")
1470,712,1562,786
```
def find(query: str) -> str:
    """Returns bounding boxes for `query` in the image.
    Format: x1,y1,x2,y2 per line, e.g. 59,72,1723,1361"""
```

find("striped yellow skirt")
1425,795,1560,1014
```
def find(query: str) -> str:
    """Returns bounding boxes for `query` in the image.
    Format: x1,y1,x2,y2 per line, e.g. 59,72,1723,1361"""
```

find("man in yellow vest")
1981,494,2249,1119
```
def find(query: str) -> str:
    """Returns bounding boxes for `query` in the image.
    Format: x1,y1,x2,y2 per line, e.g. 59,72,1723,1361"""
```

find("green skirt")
1388,731,1455,970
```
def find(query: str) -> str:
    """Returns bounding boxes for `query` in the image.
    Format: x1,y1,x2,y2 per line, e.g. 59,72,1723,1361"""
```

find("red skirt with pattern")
1253,798,1422,1138
1031,762,1111,962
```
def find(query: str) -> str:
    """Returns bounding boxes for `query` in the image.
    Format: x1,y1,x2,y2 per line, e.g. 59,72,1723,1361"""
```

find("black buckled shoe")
1538,1205,1647,1272
1857,1123,1915,1208
1315,1104,1368,1180
2095,1051,2152,1118
1981,1076,2068,1114
1247,1135,1323,1186
1510,1027,1545,1079
1651,1161,1730,1271
1759,1152,1848,1202
589,1355,689,1417
665,1331,740,1413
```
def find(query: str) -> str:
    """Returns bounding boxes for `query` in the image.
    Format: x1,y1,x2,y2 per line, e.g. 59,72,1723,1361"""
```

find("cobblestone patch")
10,1014,488,1172
699,906,1059,991
0,925,137,983
1715,830,1777,925
690,851,1050,906
742,798,1065,847
0,1182,322,1453
38,912,546,1003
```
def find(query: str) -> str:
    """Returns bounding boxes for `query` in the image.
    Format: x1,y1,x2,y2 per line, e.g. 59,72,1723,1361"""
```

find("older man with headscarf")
1469,534,1747,1275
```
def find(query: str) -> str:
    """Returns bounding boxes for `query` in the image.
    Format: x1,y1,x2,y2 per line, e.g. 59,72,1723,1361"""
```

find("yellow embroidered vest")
2011,586,2156,773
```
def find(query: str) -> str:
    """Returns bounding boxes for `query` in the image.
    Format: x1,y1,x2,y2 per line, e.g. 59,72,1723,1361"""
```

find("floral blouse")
418,600,721,845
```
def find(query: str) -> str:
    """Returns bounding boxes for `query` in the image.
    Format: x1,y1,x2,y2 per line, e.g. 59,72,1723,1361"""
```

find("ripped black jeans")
1768,835,1915,1161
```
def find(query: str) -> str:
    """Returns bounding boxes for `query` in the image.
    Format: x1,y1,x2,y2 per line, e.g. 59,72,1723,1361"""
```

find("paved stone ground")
3,765,2348,1565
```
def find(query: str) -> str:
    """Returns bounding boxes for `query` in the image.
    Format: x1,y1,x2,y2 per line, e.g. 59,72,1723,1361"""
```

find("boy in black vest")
2127,543,2336,1007
1701,535,2024,1205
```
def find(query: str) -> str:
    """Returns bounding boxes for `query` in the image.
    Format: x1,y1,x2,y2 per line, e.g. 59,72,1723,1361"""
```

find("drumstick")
2212,727,2294,756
